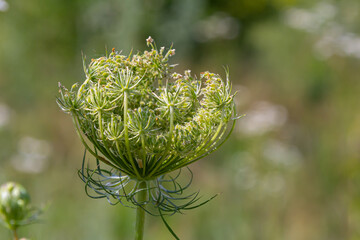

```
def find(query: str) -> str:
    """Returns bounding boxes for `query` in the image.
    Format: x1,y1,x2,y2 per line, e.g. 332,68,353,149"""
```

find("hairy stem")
135,181,147,240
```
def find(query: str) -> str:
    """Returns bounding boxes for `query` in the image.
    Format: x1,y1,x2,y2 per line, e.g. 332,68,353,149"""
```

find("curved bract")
57,37,238,181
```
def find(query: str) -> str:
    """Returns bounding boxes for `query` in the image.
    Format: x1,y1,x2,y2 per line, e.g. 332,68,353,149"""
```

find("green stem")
141,135,147,175
12,229,19,240
98,111,104,140
135,181,147,240
124,90,141,178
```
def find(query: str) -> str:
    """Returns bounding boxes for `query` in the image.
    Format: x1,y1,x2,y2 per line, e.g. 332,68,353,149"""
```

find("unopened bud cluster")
0,182,30,230
57,37,237,180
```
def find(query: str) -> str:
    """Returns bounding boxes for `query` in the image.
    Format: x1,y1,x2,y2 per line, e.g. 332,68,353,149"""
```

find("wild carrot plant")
57,37,240,239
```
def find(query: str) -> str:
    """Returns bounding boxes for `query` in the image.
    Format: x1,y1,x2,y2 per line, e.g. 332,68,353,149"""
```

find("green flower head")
57,37,240,216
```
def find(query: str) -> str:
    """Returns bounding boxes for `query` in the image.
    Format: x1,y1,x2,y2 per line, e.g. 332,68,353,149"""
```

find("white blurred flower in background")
284,2,337,33
263,139,302,169
0,0,9,12
284,1,360,59
260,172,286,195
11,136,52,174
237,101,287,136
193,12,240,42
315,27,360,59
231,152,288,196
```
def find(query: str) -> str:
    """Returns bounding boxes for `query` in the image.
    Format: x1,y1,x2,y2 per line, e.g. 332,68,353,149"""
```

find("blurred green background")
1,0,360,239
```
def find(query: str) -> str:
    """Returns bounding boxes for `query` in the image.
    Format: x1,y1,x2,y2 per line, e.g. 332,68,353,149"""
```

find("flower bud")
0,182,30,228
146,36,154,46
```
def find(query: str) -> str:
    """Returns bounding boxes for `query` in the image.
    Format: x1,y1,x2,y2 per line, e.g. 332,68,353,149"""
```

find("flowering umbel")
57,37,240,238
